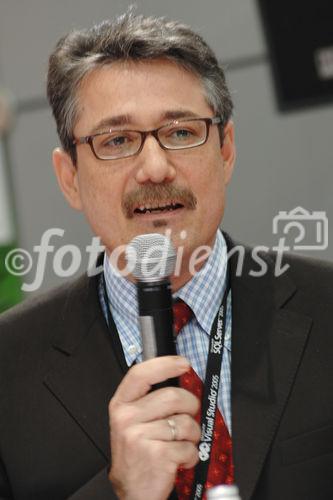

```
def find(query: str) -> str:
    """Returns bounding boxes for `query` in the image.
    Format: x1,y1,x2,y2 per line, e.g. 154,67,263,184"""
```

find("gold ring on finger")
166,418,177,441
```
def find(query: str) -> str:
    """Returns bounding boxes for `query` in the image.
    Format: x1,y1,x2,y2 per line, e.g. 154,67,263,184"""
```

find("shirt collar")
103,255,138,321
175,230,228,336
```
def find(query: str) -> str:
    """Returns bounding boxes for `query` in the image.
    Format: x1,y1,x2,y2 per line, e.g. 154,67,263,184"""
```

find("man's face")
53,59,235,277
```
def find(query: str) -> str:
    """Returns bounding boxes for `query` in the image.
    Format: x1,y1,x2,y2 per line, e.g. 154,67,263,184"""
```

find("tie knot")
173,299,194,336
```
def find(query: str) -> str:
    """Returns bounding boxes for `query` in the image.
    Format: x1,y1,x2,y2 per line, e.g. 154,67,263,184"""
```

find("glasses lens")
159,119,207,150
93,131,141,159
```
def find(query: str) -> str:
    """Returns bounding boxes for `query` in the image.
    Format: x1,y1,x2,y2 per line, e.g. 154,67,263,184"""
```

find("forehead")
74,59,213,134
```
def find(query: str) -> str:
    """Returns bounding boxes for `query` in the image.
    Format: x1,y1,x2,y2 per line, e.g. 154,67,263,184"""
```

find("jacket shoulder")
273,251,333,294
0,273,99,350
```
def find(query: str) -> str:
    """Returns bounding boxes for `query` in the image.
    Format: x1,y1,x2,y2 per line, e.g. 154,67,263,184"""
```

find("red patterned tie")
173,300,234,500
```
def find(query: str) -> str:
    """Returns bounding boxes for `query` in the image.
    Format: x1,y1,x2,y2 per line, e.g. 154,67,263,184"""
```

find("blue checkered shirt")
100,230,232,433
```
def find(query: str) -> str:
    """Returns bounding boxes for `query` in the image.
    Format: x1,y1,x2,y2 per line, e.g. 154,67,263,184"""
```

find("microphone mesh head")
125,233,176,282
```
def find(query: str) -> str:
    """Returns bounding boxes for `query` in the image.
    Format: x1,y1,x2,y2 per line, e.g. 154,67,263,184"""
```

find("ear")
221,121,236,185
52,148,83,211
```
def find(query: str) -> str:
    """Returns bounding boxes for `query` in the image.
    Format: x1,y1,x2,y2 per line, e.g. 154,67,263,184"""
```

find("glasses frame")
72,116,223,161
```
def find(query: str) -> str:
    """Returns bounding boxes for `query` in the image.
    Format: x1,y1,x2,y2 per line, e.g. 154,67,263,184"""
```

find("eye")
171,128,195,139
162,123,201,146
175,128,192,137
101,134,131,148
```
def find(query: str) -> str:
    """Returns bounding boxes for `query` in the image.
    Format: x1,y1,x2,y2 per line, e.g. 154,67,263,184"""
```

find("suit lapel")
43,272,127,461
227,241,312,500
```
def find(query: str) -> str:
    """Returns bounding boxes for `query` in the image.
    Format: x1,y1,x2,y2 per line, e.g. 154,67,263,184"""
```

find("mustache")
123,184,197,219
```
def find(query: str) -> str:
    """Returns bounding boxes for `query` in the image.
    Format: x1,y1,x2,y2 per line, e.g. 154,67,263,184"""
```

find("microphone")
126,233,178,387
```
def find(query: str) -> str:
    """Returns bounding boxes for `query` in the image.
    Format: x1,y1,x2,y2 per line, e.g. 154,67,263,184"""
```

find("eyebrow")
88,109,201,135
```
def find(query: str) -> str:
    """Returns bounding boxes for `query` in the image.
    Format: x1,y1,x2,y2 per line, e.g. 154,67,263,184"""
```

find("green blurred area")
0,244,23,314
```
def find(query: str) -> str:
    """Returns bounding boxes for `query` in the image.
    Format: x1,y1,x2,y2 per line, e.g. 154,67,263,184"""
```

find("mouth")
123,184,197,220
133,202,184,215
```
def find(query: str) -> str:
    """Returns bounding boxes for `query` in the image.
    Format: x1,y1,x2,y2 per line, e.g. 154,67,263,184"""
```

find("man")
0,11,332,500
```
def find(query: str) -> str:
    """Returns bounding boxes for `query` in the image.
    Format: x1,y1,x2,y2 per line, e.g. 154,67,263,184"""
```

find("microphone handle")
137,279,178,388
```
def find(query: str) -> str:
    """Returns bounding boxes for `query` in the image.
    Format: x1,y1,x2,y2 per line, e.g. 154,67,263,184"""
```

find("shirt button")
128,345,138,356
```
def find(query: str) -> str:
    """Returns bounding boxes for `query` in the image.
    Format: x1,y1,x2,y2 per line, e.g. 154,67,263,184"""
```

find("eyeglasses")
72,116,222,161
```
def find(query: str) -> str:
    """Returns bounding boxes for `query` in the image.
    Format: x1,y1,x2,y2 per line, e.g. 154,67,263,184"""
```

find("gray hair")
47,10,233,163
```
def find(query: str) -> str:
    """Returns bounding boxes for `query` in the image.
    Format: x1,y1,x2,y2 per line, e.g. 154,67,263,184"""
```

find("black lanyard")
191,276,230,500
100,271,230,499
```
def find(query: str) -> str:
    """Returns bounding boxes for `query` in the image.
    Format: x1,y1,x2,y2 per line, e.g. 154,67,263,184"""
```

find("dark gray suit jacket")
0,239,332,500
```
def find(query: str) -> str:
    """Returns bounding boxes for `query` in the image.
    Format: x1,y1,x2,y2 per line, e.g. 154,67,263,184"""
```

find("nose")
135,134,176,184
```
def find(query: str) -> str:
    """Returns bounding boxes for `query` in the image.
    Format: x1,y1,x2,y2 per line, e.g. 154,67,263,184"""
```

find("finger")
113,356,190,403
136,414,201,443
133,386,200,422
165,441,199,470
